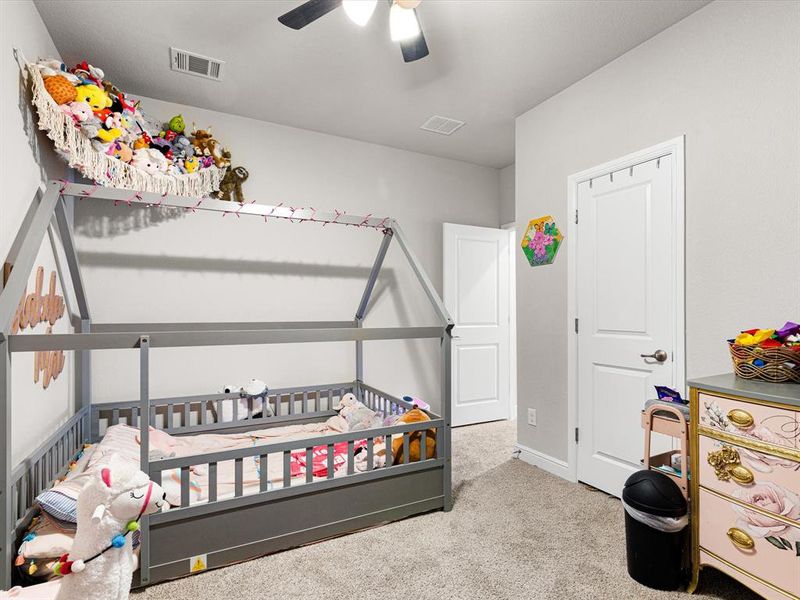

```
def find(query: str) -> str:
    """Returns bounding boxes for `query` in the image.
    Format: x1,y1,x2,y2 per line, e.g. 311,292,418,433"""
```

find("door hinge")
575,427,579,443
574,318,579,334
574,210,578,225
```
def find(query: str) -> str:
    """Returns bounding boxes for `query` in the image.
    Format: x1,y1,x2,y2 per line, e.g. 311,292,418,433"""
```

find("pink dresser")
690,375,800,600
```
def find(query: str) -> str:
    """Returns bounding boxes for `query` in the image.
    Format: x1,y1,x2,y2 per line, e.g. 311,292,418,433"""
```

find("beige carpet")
134,420,758,600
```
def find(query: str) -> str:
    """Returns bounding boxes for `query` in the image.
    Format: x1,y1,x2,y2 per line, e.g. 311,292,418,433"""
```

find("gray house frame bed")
0,180,453,589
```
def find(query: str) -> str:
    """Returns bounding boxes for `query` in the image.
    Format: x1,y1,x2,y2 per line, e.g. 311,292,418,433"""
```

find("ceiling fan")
278,0,429,63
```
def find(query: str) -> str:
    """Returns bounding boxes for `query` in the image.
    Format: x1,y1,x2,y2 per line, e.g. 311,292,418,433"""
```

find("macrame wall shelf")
15,47,227,197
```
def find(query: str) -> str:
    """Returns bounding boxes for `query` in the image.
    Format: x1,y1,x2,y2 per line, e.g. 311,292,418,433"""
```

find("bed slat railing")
151,417,442,510
9,407,89,539
92,382,356,439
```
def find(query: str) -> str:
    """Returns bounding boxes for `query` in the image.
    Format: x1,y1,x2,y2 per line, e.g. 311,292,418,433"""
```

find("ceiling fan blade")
278,0,343,30
400,9,429,62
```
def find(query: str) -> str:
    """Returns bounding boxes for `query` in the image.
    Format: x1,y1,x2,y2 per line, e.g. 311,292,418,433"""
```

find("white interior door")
576,155,678,496
444,224,510,427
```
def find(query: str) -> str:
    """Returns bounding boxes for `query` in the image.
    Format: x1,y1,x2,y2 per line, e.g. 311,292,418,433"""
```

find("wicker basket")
728,342,800,383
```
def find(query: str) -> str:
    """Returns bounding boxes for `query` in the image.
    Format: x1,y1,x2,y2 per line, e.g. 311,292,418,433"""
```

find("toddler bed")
1,181,453,590
15,388,436,586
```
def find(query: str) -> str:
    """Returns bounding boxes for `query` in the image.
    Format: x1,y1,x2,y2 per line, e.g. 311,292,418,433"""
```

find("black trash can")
622,470,688,591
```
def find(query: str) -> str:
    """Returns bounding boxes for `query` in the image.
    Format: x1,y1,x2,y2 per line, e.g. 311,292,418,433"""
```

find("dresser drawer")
699,435,800,517
700,549,796,600
698,392,799,449
699,488,800,597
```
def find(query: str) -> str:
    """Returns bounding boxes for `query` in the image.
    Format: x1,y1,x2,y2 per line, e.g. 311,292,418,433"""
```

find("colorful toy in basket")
52,458,165,600
29,58,230,196
728,321,800,383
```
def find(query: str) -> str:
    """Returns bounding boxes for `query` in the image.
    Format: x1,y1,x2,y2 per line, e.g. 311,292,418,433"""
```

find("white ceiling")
35,0,707,168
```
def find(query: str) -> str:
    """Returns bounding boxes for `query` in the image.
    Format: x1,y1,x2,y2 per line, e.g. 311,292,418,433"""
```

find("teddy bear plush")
390,407,436,464
53,457,165,600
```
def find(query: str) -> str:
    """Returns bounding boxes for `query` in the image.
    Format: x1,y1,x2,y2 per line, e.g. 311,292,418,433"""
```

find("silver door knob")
641,349,668,362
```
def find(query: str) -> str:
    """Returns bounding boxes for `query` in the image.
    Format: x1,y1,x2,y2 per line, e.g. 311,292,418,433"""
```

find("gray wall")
1,0,74,464
499,164,515,225
515,0,800,462
74,96,500,412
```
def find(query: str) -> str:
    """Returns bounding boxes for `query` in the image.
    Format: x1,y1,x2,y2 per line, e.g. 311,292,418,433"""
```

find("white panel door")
444,224,510,427
577,156,676,496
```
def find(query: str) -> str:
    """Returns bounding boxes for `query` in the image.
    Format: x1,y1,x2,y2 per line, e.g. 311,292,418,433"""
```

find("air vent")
420,115,465,136
170,47,225,81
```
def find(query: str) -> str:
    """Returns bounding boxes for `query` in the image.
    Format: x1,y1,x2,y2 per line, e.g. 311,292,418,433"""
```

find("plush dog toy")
53,458,165,600
215,379,273,422
390,407,436,464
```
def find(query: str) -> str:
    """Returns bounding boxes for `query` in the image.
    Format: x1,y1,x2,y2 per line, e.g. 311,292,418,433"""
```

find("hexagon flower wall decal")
521,215,563,267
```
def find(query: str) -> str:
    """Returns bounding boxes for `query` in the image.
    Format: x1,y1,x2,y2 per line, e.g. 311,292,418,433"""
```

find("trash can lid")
622,470,687,517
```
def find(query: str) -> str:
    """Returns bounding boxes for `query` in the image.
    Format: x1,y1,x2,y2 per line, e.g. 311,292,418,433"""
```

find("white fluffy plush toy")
53,458,165,600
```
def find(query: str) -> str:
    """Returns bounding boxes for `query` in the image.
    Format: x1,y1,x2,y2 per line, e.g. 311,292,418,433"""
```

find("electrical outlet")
527,408,537,427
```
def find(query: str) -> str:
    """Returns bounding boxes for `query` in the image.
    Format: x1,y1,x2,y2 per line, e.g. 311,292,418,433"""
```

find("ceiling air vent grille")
170,47,225,81
420,115,465,136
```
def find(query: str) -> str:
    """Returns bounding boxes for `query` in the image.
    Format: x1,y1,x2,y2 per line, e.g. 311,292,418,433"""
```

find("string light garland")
57,181,392,231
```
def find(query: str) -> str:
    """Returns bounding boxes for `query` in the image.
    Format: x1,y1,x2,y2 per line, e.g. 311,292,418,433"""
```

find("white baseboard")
515,443,572,481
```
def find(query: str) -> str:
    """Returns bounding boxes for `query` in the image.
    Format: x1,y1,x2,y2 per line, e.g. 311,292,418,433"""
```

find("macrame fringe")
27,63,226,197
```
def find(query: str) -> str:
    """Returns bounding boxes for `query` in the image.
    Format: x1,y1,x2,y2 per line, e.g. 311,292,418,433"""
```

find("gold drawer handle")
727,527,755,550
728,464,754,485
727,408,754,429
706,445,754,485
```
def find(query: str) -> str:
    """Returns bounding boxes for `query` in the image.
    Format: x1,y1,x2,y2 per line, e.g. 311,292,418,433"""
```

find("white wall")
74,96,500,413
1,0,74,464
499,164,515,225
516,0,800,463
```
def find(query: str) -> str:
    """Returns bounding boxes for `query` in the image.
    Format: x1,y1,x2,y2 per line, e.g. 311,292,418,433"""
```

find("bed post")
138,335,151,585
354,229,393,400
54,199,92,443
441,330,452,512
0,335,12,589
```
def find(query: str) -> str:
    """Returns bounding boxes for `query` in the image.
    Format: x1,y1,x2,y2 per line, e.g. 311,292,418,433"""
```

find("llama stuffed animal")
54,458,165,600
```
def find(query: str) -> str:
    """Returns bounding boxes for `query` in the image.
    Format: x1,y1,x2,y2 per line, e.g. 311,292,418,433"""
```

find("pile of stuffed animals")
35,59,231,178
731,321,800,350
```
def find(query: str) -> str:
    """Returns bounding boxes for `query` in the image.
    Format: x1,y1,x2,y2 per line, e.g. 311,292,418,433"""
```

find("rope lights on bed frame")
57,180,392,230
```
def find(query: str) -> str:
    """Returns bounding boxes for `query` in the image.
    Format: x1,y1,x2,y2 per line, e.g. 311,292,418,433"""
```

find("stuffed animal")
216,166,249,202
215,379,273,422
75,84,112,115
167,114,186,134
183,155,200,174
331,393,383,432
35,60,81,85
69,61,104,87
390,407,436,464
191,129,231,168
44,75,77,105
52,458,165,600
130,148,168,175
106,141,133,163
60,101,93,124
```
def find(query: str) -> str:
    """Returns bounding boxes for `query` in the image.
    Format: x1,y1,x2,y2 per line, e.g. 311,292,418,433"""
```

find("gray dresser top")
689,373,800,408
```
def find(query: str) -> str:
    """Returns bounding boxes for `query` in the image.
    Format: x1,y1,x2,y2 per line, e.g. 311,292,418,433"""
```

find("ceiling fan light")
389,2,420,41
343,0,378,26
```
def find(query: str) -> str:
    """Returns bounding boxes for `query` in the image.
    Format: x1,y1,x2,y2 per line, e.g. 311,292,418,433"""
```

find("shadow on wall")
73,202,188,238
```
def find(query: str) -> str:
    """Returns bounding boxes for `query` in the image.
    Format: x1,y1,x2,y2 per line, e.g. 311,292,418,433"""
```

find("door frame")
501,223,517,421
565,136,686,483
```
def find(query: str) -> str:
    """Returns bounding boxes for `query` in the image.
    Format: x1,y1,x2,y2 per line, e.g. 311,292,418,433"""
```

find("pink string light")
76,187,390,231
